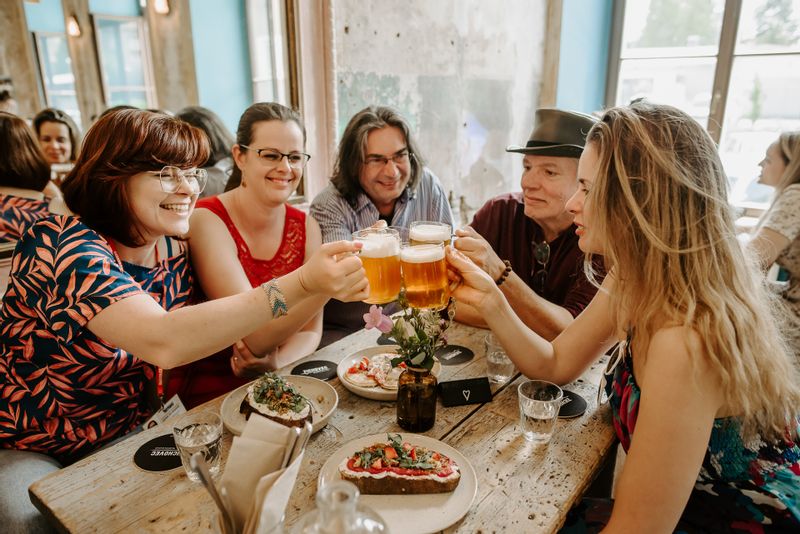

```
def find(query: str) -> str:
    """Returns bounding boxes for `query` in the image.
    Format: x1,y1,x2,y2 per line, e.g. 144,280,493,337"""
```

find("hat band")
525,140,572,149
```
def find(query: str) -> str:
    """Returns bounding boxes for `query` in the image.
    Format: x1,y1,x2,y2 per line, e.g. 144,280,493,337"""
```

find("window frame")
91,14,157,109
605,0,800,212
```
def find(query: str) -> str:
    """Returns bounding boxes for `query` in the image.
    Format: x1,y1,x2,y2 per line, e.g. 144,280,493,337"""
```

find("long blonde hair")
586,101,800,439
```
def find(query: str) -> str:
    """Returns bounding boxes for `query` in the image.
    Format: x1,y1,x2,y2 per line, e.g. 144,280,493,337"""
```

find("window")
245,0,293,106
608,0,800,206
32,32,82,129
92,15,156,109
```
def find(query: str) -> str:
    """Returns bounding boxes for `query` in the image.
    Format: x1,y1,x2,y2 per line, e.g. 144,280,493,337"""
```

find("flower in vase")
363,297,454,371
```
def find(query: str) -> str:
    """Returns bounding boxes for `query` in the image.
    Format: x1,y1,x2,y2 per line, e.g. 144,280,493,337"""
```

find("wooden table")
29,322,616,533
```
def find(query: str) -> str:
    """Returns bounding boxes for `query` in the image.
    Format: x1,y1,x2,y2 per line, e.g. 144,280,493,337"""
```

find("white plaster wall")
333,0,546,223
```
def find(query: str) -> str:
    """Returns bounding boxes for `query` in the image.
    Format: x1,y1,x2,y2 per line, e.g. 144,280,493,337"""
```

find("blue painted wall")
24,0,65,33
556,0,613,114
188,0,253,134
88,0,141,17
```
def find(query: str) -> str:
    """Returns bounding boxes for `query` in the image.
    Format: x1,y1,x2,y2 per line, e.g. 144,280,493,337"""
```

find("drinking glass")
173,412,223,482
517,380,562,444
484,333,515,384
352,228,402,304
399,243,450,310
409,221,452,246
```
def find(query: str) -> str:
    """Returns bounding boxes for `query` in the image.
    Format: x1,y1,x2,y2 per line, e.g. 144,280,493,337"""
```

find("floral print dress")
562,335,800,533
0,193,50,243
0,215,193,464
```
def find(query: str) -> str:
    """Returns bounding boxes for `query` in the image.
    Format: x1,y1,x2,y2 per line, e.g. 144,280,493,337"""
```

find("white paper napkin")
220,416,304,533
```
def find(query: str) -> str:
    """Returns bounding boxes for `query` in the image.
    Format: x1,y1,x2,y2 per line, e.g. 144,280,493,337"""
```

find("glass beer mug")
400,243,450,310
409,221,452,247
352,228,402,305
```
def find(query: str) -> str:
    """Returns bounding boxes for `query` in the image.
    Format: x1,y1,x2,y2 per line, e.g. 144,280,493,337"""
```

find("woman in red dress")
170,103,325,407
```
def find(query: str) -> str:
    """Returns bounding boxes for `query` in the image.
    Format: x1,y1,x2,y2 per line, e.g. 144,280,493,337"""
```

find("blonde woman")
447,101,800,531
748,132,800,357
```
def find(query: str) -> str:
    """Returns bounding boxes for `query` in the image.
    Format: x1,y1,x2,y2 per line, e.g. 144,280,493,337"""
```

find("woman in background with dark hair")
0,109,366,531
175,106,235,197
169,102,323,407
32,108,81,166
0,112,67,242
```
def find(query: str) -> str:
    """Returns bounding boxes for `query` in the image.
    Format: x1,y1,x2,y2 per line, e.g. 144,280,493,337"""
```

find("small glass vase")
396,366,437,432
290,481,387,534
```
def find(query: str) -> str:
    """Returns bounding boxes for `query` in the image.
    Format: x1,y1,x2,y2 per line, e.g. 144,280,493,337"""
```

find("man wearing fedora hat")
454,108,603,339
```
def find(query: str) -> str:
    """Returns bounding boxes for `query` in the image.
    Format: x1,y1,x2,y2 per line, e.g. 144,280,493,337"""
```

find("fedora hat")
506,108,598,158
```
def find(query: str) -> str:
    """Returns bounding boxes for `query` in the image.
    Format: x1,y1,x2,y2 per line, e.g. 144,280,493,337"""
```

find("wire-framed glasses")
147,166,207,195
364,150,411,170
532,241,550,293
239,145,311,169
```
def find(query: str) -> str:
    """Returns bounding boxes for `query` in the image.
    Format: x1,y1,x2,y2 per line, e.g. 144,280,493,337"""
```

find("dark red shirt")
469,192,602,317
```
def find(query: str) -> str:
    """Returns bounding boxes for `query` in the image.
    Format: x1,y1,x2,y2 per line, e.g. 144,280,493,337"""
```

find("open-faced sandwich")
344,354,406,390
239,372,311,428
339,434,460,494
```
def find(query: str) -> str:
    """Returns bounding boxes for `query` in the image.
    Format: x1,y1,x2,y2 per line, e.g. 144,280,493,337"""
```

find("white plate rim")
336,346,442,401
336,346,403,401
317,433,478,534
219,375,338,436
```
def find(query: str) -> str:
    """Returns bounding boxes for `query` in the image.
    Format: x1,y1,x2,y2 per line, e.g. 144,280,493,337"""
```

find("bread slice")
338,434,461,494
239,373,312,429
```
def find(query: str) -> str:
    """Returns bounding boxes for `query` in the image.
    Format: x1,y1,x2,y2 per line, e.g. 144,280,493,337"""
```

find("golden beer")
400,244,450,310
409,221,452,247
353,229,401,304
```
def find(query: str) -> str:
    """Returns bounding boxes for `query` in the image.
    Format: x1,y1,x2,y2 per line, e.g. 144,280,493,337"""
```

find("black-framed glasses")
239,145,311,169
147,166,207,195
532,241,550,293
364,150,411,170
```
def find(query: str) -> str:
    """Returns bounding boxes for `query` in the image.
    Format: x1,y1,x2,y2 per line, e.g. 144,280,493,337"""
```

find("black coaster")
558,390,588,419
435,345,474,365
133,434,182,472
376,332,396,345
290,360,338,381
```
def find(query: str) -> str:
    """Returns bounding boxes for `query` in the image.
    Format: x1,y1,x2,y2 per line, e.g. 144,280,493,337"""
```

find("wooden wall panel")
61,0,105,124
0,1,44,118
143,0,198,112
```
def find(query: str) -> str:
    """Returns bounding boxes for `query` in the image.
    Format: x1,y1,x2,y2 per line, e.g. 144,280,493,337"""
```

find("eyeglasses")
147,166,208,195
596,337,629,406
532,241,550,293
239,145,311,169
364,150,411,170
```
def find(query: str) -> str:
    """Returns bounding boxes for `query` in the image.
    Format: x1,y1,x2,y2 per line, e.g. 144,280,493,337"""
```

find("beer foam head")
400,244,445,263
357,234,400,258
410,224,451,242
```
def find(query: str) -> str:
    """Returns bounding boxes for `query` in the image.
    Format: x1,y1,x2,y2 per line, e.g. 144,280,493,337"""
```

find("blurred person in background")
747,131,800,358
0,112,68,242
176,106,235,198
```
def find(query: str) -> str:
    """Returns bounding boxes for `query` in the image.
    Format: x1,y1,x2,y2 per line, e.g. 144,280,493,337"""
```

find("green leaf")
410,352,426,366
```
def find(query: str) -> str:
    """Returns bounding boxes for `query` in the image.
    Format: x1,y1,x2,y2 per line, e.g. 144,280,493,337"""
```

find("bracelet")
261,279,288,318
495,260,512,287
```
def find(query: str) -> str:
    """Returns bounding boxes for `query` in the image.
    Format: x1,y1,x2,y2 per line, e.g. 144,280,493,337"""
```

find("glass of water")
485,333,516,384
173,411,223,483
517,380,562,444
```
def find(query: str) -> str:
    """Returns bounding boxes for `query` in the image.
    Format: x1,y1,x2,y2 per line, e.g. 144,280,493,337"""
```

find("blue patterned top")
605,338,800,529
0,215,193,464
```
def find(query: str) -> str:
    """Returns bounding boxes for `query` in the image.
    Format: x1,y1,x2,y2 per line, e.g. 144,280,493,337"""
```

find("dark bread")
340,470,460,494
239,398,312,428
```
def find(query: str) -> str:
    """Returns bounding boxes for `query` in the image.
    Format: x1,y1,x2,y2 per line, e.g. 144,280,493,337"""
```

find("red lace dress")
166,197,306,407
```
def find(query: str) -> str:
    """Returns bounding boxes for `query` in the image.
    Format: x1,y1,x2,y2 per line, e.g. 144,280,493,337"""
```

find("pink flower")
363,305,393,333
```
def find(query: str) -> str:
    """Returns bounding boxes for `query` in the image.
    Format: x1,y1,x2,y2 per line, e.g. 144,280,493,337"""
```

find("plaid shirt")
310,168,453,242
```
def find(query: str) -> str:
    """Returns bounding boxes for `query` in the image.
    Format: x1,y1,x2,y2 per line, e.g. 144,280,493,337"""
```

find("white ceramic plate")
220,375,338,436
337,346,441,401
318,433,478,534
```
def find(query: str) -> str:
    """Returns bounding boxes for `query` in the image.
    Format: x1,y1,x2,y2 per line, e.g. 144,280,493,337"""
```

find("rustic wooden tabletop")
29,321,615,533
